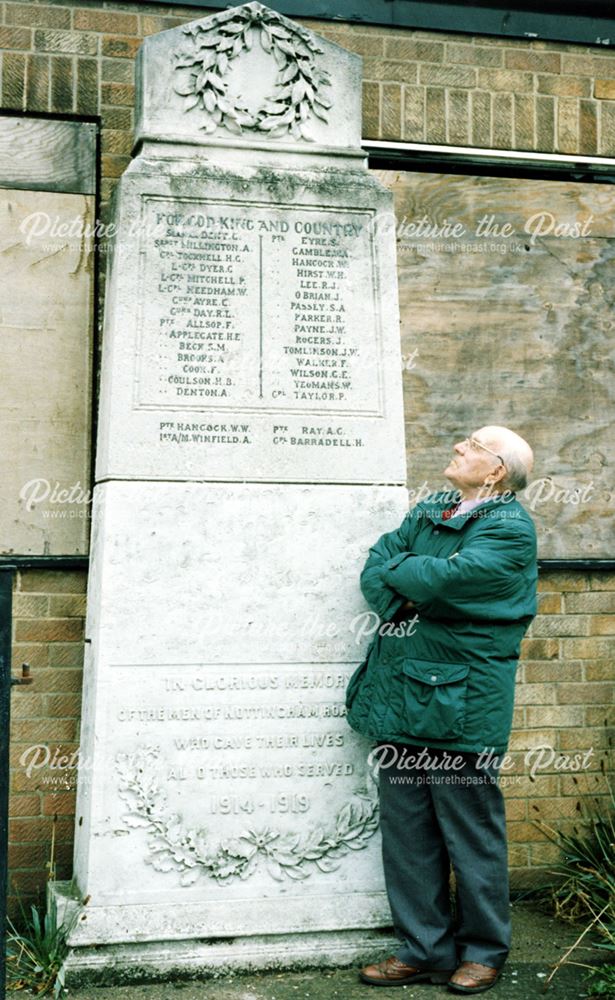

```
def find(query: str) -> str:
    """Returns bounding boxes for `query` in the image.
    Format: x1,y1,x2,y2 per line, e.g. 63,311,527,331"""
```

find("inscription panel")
136,198,381,415
97,663,380,903
95,178,406,484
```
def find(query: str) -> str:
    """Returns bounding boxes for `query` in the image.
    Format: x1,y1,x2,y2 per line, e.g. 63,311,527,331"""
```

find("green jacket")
346,491,538,754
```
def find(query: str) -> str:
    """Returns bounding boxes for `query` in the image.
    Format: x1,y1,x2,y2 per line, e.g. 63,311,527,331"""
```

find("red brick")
402,85,425,141
363,59,418,85
10,718,78,744
102,106,132,130
362,81,380,137
22,666,82,693
567,591,615,613
589,573,615,590
101,82,134,107
537,592,562,614
530,843,563,864
42,791,76,816
34,28,97,55
492,91,513,148
102,153,130,178
420,64,476,88
426,87,446,143
0,25,32,49
478,68,533,93
12,643,49,669
14,619,84,642
529,796,582,819
26,52,49,111
5,5,72,29
382,83,402,140
470,90,491,146
76,56,99,114
8,843,49,868
447,89,470,144
102,35,142,60
503,797,527,820
329,32,385,58
522,660,581,683
530,614,590,637
507,821,549,842
513,93,534,150
18,570,87,594
520,638,559,660
385,38,444,62
140,14,186,36
43,694,82,717
514,683,555,705
48,642,84,668
12,594,49,618
595,80,615,100
558,726,611,750
506,50,561,73
556,682,614,705
447,42,502,68
10,694,46,720
557,96,579,153
561,637,613,659
538,572,588,592
583,660,614,682
525,705,584,728
508,729,558,750
74,9,138,34
101,128,133,155
8,793,41,818
2,51,26,108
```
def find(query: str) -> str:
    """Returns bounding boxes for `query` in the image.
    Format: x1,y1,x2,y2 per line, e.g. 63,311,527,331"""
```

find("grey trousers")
377,743,511,970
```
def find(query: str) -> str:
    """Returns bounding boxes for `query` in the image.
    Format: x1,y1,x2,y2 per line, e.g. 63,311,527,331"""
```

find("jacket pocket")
402,659,470,740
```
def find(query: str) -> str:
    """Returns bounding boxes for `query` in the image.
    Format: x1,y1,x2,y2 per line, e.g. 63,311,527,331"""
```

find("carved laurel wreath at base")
173,3,332,140
116,745,379,886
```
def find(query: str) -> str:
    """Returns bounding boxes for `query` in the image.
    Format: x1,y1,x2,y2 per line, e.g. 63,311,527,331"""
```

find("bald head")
478,425,534,492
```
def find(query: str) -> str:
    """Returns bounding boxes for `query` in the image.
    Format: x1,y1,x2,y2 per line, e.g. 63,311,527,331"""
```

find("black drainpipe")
0,565,16,1000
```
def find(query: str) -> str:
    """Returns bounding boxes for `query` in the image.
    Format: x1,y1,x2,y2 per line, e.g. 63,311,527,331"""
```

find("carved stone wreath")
173,3,332,140
116,745,378,886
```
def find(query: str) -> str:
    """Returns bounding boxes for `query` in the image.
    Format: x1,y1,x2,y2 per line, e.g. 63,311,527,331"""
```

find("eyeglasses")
463,436,506,468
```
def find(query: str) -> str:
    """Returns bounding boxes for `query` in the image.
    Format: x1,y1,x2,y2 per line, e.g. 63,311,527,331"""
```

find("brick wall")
9,570,86,917
3,1,615,208
2,0,614,908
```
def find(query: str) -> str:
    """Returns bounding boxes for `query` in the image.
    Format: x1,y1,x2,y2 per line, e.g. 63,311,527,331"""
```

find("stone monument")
51,3,408,982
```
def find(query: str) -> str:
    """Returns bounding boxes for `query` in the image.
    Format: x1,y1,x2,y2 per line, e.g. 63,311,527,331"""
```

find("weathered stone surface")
61,4,407,976
67,481,407,942
95,157,405,485
135,2,362,152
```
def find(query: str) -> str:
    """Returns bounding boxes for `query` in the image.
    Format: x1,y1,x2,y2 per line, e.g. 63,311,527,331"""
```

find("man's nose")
453,440,465,455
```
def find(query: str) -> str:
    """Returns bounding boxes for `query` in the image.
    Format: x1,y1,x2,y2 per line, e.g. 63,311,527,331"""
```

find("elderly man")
346,426,537,994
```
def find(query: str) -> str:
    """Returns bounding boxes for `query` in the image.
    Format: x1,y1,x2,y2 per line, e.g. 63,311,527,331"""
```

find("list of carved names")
136,199,381,426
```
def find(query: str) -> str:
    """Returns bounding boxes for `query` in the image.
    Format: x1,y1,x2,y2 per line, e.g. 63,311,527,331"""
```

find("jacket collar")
421,491,518,530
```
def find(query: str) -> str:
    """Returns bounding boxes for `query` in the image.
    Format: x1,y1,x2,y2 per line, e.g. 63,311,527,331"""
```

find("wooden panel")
0,118,96,195
0,189,94,555
373,168,614,559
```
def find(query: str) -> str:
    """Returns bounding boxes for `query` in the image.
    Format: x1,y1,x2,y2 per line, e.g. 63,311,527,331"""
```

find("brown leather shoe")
448,961,502,993
360,955,454,986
